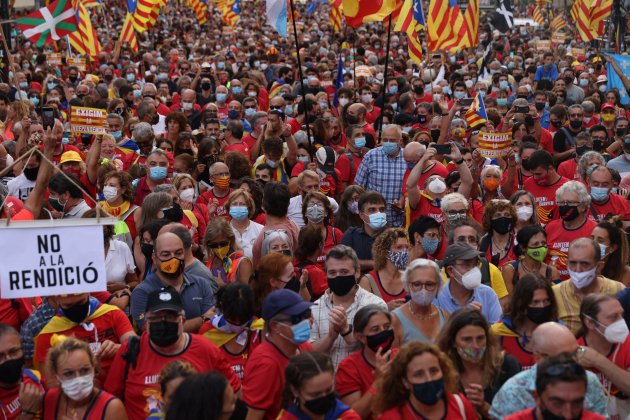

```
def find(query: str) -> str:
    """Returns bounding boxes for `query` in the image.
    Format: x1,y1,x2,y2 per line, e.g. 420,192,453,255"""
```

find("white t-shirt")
231,220,264,259
7,173,36,201
105,239,136,284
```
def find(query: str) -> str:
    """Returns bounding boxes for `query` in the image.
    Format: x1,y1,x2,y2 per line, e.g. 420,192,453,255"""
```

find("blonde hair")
46,336,97,376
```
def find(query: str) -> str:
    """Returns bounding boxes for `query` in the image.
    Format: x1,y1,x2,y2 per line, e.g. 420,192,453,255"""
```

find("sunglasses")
274,310,311,325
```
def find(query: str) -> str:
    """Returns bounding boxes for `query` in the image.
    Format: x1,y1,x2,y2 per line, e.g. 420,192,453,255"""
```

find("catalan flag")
68,0,101,57
533,5,544,24
120,13,138,52
127,0,154,32
407,30,423,64
465,92,488,128
81,0,100,7
427,0,467,51
459,0,479,48
330,0,343,31
342,0,398,28
191,0,208,24
571,0,612,41
394,0,424,63
550,12,566,31
385,0,404,29
222,0,240,27
269,80,284,98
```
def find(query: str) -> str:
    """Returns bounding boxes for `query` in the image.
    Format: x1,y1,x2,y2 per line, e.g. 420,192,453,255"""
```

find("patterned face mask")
388,250,409,270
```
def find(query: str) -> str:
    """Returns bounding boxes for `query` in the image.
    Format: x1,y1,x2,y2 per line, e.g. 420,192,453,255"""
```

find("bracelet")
21,410,37,416
454,158,464,165
341,325,353,337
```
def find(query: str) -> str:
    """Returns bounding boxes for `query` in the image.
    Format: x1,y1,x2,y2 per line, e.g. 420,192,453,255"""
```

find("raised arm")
23,128,55,218
448,144,473,198
407,147,435,209
85,134,102,185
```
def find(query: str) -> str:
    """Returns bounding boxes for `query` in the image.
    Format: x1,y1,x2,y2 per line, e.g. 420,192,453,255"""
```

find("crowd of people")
1,0,630,418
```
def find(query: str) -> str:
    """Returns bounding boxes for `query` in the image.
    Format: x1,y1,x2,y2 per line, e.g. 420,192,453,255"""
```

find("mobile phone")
434,144,451,155
41,106,55,130
515,105,530,114
459,98,474,107
432,54,441,60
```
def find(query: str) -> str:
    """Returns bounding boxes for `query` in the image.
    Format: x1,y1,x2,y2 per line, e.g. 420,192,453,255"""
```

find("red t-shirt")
294,261,328,299
44,144,82,166
242,340,313,420
505,408,604,420
365,106,381,124
197,324,263,380
197,188,233,219
315,226,344,268
377,395,477,419
104,332,241,420
589,193,630,222
336,350,377,397
242,133,257,151
539,128,554,155
291,162,342,198
407,193,444,226
557,159,580,180
0,298,33,331
35,307,133,384
336,152,363,186
402,162,449,196
523,176,570,225
577,335,630,397
545,218,598,280
0,370,44,420
288,118,302,134
225,142,251,162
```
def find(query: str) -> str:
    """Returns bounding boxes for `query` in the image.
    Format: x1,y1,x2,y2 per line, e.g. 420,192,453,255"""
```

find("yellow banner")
67,57,87,72
47,53,62,66
478,132,512,158
70,107,107,135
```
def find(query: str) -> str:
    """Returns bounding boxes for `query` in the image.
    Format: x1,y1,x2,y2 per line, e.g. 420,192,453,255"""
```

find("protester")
165,372,237,420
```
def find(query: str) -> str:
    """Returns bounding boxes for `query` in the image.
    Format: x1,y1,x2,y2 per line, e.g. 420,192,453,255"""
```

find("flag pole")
1,24,23,100
288,0,311,150
378,14,393,144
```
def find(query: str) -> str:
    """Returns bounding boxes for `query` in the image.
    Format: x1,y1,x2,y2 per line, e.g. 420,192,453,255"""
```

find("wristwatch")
341,325,353,337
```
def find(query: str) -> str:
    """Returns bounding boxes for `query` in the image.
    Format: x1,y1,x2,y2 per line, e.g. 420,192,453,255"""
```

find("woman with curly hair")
373,341,476,419
479,199,518,268
301,191,343,268
591,216,630,285
360,228,409,310
437,308,521,418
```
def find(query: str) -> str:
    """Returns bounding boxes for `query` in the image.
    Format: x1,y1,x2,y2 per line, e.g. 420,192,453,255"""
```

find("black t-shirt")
553,127,583,152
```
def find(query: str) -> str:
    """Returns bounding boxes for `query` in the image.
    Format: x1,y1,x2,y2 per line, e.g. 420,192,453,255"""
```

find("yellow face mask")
159,257,183,275
212,245,231,260
602,113,616,123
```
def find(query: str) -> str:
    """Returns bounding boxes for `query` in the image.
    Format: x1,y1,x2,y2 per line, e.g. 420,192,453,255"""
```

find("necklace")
409,302,436,320
65,391,95,419
520,258,541,274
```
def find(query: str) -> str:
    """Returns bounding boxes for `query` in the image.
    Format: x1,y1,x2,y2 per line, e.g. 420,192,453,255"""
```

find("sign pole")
288,0,311,150
378,14,393,144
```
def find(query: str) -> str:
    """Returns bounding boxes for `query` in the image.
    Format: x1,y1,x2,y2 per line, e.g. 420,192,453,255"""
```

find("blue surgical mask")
442,86,452,96
382,141,399,155
244,108,256,118
133,89,142,98
499,80,509,90
216,93,227,102
354,137,366,148
217,62,226,69
110,131,122,140
47,82,56,90
19,81,28,89
388,85,398,94
149,166,168,181
497,98,508,107
232,86,242,95
126,73,136,82
591,186,610,202
285,105,293,114
454,91,466,99
368,212,387,230
266,159,279,168
422,237,440,254
30,97,39,106
229,205,249,221
287,319,310,344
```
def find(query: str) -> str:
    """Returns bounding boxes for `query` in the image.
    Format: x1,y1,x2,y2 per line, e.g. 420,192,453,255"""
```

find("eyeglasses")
569,114,583,118
0,347,22,364
244,105,256,109
274,310,311,325
270,106,283,110
556,200,580,206
409,281,438,291
207,241,229,249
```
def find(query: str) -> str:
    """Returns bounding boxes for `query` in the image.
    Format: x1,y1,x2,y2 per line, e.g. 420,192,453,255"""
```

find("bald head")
154,232,184,254
531,322,578,361
403,141,426,164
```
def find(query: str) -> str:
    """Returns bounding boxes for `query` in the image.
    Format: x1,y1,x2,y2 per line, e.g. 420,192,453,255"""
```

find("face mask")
303,392,336,415
149,320,180,347
550,120,563,128
47,82,57,90
452,127,466,139
428,178,447,194
49,196,66,212
516,206,533,221
159,257,184,277
352,136,366,149
361,94,372,103
617,127,628,138
601,113,616,123
422,237,440,255
569,266,597,289
306,204,325,223
559,205,580,222
0,356,24,384
285,105,293,114
229,205,249,221
247,91,257,98
365,329,395,353
162,203,184,222
23,166,39,181
328,274,356,296
535,102,546,111
442,87,452,96
232,86,242,95
527,246,548,262
579,79,589,87
433,93,442,102
499,80,509,90
412,379,444,406
109,130,123,140
598,243,607,259
29,96,40,106
266,159,279,168
367,212,387,230
388,250,409,270
342,201,358,217
599,318,630,344
216,93,227,102
201,82,212,91
182,102,193,111
282,319,310,344
102,186,119,202
454,91,466,100
339,98,349,107
19,81,29,89
455,266,482,290
61,299,90,323
345,114,359,125
430,129,441,143
446,212,467,224
244,108,256,118
141,243,153,259
497,98,508,107
214,175,231,189
569,120,583,130
179,187,195,203
388,85,398,94
261,63,269,70
410,289,436,306
457,346,486,362
149,166,168,182
382,141,399,156
491,217,513,235
483,178,500,191
527,305,553,324
59,373,94,401
211,244,231,260
590,186,609,202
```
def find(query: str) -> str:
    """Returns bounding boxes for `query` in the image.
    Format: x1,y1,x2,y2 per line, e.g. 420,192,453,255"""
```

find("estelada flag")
342,0,398,28
16,0,78,47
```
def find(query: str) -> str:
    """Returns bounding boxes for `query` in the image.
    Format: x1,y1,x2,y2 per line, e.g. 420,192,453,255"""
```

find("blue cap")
262,289,312,321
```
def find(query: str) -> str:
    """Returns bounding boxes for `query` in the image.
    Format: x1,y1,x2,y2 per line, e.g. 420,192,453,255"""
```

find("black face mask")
68,76,78,83
365,329,395,353
617,127,628,138
569,120,583,130
559,205,580,222
175,148,193,156
517,95,528,100
412,379,444,406
524,115,535,127
141,243,154,259
535,102,546,111
345,114,359,125
550,120,563,128
418,115,428,124
527,305,553,324
201,82,212,91
430,129,441,143
541,402,581,420
303,392,336,415
151,114,160,125
491,217,513,235
563,76,573,85
61,299,90,323
593,140,605,152
0,357,24,384
162,203,184,222
23,166,39,181
284,275,301,293
149,320,180,347
414,86,424,95
327,275,356,296
576,145,592,156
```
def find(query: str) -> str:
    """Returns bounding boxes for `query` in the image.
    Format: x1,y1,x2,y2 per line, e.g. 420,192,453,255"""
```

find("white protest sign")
0,220,109,299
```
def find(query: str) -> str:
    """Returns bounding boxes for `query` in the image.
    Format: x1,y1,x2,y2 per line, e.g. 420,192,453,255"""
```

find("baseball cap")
201,62,212,69
602,102,616,111
145,287,185,313
2,196,24,217
596,75,608,84
262,289,312,321
59,151,83,165
440,243,482,268
315,146,336,175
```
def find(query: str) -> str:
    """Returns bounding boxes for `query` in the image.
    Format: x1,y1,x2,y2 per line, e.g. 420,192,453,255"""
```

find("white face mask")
179,187,195,203
410,289,436,306
516,206,534,221
455,266,482,290
339,98,349,107
58,373,94,401
569,266,597,289
102,185,118,202
591,317,630,344
428,178,447,194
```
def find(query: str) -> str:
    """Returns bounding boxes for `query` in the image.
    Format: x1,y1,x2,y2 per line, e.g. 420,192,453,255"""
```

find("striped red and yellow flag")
330,0,343,31
68,0,101,57
269,80,284,98
427,0,466,51
458,0,479,49
120,13,138,52
191,0,208,24
549,12,566,31
533,5,544,24
407,29,423,64
571,0,611,41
